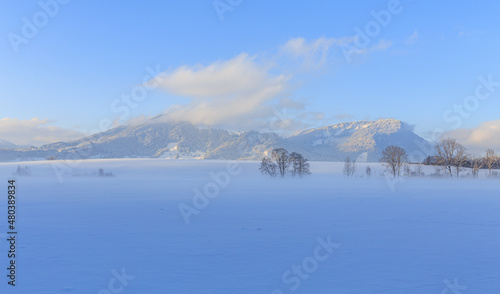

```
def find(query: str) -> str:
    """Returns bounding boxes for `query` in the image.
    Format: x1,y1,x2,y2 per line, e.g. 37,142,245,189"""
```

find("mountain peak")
285,118,425,161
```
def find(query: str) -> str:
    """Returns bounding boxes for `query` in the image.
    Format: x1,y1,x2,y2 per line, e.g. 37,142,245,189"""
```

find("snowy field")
0,159,500,293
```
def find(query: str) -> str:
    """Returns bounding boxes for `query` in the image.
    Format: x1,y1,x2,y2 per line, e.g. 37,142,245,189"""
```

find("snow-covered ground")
0,159,499,293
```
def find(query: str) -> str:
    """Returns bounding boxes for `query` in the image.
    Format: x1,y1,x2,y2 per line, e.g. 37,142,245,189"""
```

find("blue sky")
1,0,500,150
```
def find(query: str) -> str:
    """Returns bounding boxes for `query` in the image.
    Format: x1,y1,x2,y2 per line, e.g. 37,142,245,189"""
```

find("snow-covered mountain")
0,118,432,162
285,119,432,162
0,139,17,149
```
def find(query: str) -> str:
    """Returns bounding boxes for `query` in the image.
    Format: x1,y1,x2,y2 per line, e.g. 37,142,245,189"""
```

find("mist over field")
0,159,499,293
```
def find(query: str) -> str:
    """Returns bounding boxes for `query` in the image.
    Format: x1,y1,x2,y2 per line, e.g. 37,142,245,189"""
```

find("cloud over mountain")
0,118,84,146
147,36,394,133
151,53,289,128
445,119,500,154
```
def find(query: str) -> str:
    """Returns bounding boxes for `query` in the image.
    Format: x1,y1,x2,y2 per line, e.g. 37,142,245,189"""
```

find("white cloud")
280,37,342,69
0,118,84,146
154,54,285,99
150,53,295,129
458,29,484,38
444,119,500,154
370,39,393,51
406,30,419,45
277,97,306,110
280,36,392,69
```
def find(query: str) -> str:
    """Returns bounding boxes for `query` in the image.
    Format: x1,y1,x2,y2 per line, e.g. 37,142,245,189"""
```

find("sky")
1,0,500,152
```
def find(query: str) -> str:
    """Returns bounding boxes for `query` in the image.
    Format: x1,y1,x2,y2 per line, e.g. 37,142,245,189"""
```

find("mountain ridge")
0,118,432,162
0,139,18,149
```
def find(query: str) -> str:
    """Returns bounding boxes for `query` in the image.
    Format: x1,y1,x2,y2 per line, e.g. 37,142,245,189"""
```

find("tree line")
424,138,499,177
260,139,499,179
378,138,499,178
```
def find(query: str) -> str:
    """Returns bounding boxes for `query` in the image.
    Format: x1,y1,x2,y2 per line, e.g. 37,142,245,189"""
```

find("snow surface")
0,159,499,293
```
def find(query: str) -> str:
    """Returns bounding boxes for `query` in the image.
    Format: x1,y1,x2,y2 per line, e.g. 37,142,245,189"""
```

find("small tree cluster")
444,139,467,176
434,138,469,177
97,168,114,177
423,138,499,178
259,148,311,177
14,165,31,176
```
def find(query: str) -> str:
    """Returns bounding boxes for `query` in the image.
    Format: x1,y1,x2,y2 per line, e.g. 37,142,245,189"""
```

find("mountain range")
0,118,432,162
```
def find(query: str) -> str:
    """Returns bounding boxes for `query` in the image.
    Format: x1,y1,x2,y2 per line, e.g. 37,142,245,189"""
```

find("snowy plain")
0,158,499,294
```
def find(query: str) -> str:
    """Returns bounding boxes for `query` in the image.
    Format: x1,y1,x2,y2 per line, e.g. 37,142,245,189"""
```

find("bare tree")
289,152,311,177
271,148,290,177
259,157,278,177
434,138,469,177
471,155,483,178
453,146,469,177
484,149,498,176
380,145,408,177
343,156,356,177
